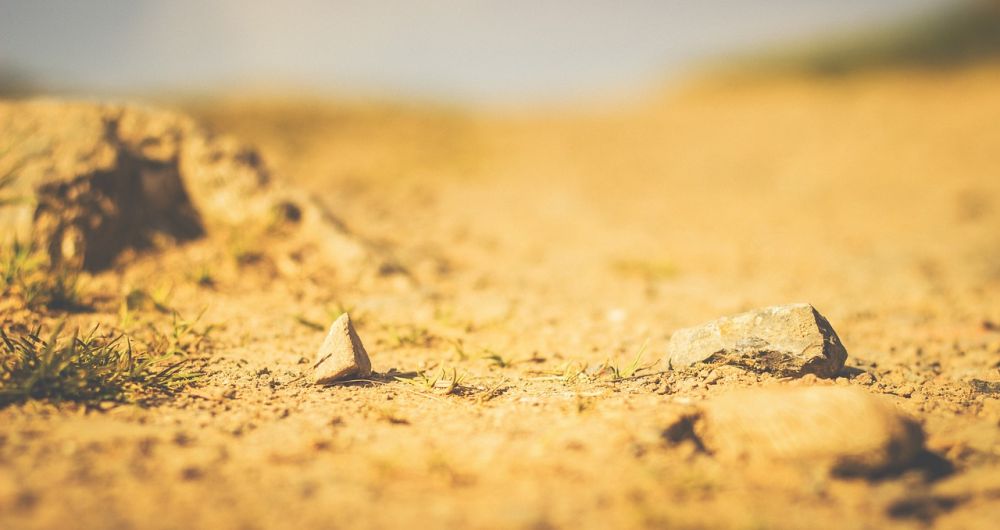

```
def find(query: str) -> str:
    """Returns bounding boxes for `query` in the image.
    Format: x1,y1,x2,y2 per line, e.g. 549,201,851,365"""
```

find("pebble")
854,372,876,386
313,313,373,384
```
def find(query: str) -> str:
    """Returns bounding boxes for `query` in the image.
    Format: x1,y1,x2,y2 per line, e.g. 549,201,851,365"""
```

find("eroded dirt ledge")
0,99,376,276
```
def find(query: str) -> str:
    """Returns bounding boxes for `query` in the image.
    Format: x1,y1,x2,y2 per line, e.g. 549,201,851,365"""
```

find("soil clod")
688,386,926,476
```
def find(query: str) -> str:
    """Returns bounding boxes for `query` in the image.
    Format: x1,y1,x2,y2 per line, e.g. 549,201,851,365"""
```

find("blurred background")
2,0,998,312
3,0,999,104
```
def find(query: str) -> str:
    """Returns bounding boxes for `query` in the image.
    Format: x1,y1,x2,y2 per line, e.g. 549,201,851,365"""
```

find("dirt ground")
2,66,1000,529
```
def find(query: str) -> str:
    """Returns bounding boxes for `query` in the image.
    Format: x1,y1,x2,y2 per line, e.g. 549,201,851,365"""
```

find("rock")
692,386,925,476
969,379,1000,395
313,314,372,384
667,303,848,378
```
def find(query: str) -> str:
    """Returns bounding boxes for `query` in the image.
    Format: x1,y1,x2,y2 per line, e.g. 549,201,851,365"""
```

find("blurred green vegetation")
0,64,38,98
734,1,1000,76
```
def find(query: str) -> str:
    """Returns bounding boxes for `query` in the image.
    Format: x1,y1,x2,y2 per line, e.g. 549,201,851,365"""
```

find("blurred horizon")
0,0,977,105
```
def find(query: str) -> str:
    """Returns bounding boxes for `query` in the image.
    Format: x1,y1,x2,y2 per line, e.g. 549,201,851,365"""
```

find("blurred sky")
0,0,957,103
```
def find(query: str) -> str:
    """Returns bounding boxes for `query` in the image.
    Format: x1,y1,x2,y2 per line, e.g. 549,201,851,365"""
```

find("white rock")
313,314,372,384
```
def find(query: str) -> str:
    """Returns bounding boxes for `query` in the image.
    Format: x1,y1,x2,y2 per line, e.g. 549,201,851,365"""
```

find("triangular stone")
313,313,372,384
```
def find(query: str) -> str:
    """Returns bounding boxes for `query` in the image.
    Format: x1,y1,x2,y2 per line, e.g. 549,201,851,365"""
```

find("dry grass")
1,241,84,311
0,323,200,407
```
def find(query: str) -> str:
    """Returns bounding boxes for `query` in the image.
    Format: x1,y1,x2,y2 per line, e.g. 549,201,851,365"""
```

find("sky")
0,0,957,103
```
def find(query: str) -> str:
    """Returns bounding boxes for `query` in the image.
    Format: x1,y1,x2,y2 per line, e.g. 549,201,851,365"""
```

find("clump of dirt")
0,100,377,276
683,385,927,476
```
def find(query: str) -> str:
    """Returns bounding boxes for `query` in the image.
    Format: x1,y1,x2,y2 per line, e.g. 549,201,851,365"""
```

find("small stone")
970,379,1000,395
313,313,372,384
896,384,916,398
180,466,204,481
666,303,848,378
854,372,876,386
691,386,924,476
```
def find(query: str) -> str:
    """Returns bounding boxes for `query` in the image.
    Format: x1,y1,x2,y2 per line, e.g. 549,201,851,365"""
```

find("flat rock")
313,314,372,384
667,303,848,378
693,386,925,476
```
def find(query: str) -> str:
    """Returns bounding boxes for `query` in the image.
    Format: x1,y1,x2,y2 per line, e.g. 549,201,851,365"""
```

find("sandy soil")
2,66,1000,529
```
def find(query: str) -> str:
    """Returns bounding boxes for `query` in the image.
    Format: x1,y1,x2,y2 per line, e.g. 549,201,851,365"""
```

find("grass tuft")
384,323,435,348
1,241,86,311
0,323,200,407
142,310,215,358
0,171,21,207
482,349,511,368
395,367,467,395
605,340,656,380
612,259,678,282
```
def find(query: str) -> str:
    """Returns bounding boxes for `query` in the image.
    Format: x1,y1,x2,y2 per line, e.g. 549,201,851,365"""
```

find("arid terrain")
1,65,999,529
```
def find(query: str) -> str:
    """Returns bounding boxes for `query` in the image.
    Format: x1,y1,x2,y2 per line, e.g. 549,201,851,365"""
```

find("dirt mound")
0,99,373,274
692,386,926,476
